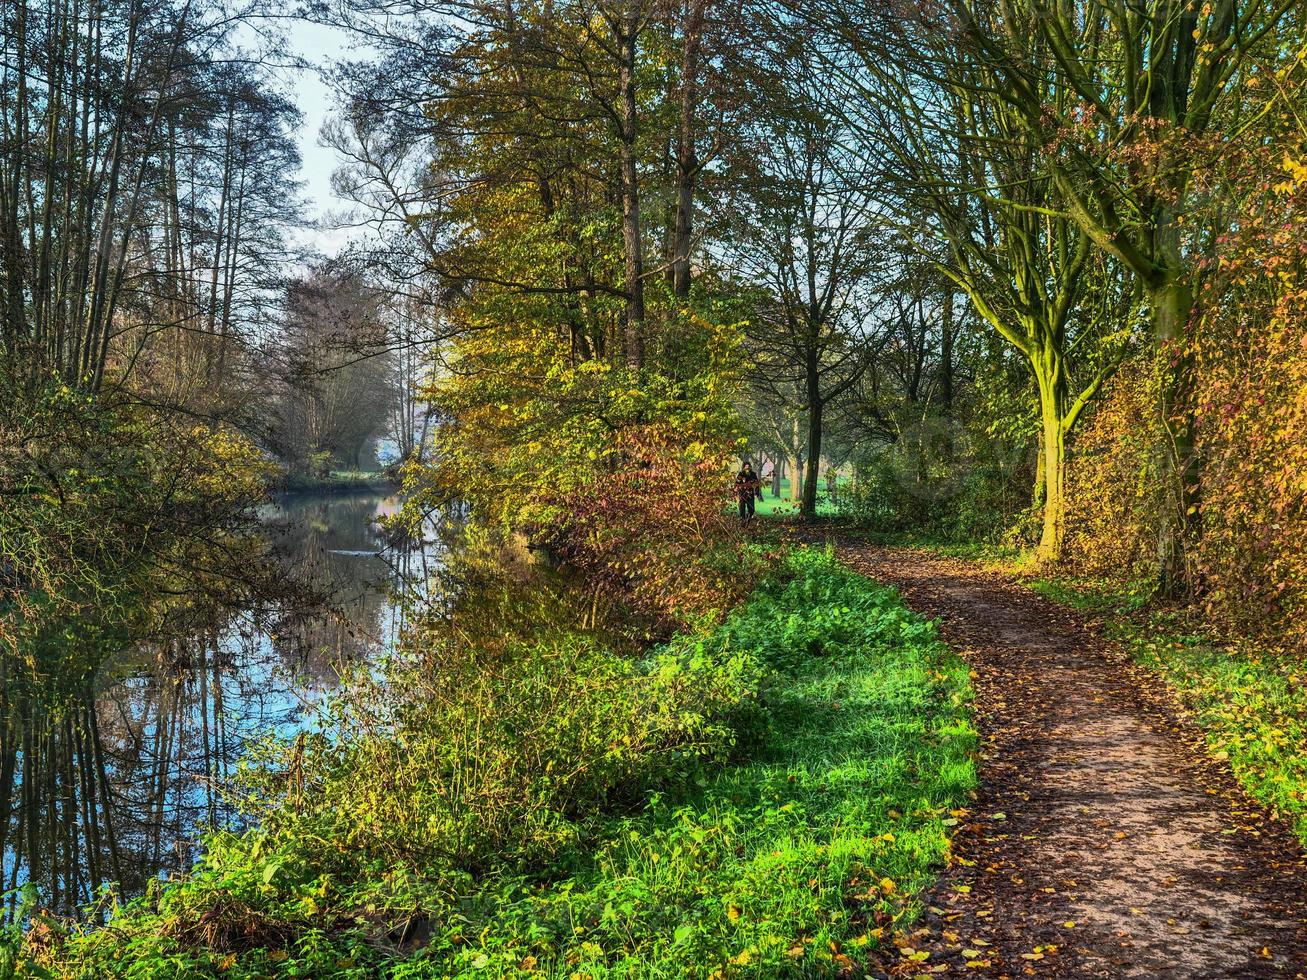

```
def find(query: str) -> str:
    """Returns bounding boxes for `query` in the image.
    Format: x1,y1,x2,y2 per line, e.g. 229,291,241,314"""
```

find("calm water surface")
1,491,439,918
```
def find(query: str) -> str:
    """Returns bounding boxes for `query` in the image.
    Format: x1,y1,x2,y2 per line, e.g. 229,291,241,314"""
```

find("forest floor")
830,539,1307,979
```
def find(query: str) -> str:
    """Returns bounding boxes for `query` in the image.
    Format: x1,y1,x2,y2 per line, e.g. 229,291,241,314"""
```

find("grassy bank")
274,469,397,495
1029,576,1307,846
25,549,974,978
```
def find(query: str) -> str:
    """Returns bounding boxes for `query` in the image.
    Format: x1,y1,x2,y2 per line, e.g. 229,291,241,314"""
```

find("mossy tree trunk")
1149,269,1198,596
1033,344,1069,563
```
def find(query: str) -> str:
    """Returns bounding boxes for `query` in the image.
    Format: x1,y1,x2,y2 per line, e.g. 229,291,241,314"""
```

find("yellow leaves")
1283,153,1307,183
879,876,898,895
1272,155,1307,195
1023,944,1059,961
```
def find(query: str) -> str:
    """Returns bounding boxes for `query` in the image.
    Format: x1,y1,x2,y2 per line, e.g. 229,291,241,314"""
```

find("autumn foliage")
1187,148,1307,644
1065,134,1307,649
1062,353,1165,583
403,311,766,624
545,426,772,625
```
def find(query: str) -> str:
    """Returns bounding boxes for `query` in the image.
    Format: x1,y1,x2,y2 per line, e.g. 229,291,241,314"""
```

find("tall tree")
910,0,1303,585
0,0,299,407
726,49,888,518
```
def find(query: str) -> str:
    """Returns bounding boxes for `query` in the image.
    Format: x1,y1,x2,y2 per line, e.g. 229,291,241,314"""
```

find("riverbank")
272,469,398,495
25,548,975,977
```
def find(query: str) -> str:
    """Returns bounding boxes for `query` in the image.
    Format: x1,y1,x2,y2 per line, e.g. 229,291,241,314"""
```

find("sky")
278,20,357,259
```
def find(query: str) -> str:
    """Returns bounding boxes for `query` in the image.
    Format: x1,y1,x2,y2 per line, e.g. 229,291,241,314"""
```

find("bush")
0,384,269,698
837,424,1029,543
546,425,776,626
239,626,765,876
1061,353,1167,584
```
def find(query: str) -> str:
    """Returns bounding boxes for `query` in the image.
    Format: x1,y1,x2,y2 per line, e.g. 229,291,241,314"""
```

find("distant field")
743,477,844,517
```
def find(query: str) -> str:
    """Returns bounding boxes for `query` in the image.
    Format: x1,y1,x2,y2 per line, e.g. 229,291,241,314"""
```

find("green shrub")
238,629,764,876
836,419,1031,543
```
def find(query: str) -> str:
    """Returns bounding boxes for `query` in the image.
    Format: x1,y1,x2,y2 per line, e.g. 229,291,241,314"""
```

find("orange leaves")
1185,145,1307,646
1062,352,1166,583
1063,127,1307,649
546,423,773,625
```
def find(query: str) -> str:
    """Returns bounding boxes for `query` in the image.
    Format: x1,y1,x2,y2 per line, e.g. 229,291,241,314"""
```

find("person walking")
735,461,763,523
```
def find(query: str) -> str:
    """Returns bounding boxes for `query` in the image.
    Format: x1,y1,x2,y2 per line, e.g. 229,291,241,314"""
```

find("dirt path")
835,542,1307,979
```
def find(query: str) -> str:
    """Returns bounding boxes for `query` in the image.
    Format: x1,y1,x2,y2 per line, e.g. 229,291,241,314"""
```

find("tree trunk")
1034,376,1066,563
940,287,954,410
670,0,705,299
802,403,822,519
1028,339,1071,563
616,8,645,369
788,416,803,503
1150,273,1197,596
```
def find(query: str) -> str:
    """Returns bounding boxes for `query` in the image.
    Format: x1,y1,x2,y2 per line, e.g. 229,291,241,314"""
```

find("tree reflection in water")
0,492,437,920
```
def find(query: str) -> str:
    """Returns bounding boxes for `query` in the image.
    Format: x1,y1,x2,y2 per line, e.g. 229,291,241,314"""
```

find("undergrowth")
22,548,976,978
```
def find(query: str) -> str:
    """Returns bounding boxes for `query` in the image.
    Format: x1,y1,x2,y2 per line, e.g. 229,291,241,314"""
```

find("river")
0,491,438,919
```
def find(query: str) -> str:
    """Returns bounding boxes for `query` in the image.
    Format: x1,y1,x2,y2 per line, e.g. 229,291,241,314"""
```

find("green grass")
31,549,975,979
1028,575,1307,846
422,552,979,977
744,478,843,518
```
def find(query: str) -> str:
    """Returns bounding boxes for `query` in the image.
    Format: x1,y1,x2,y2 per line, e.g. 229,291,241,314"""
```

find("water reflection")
1,492,436,919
